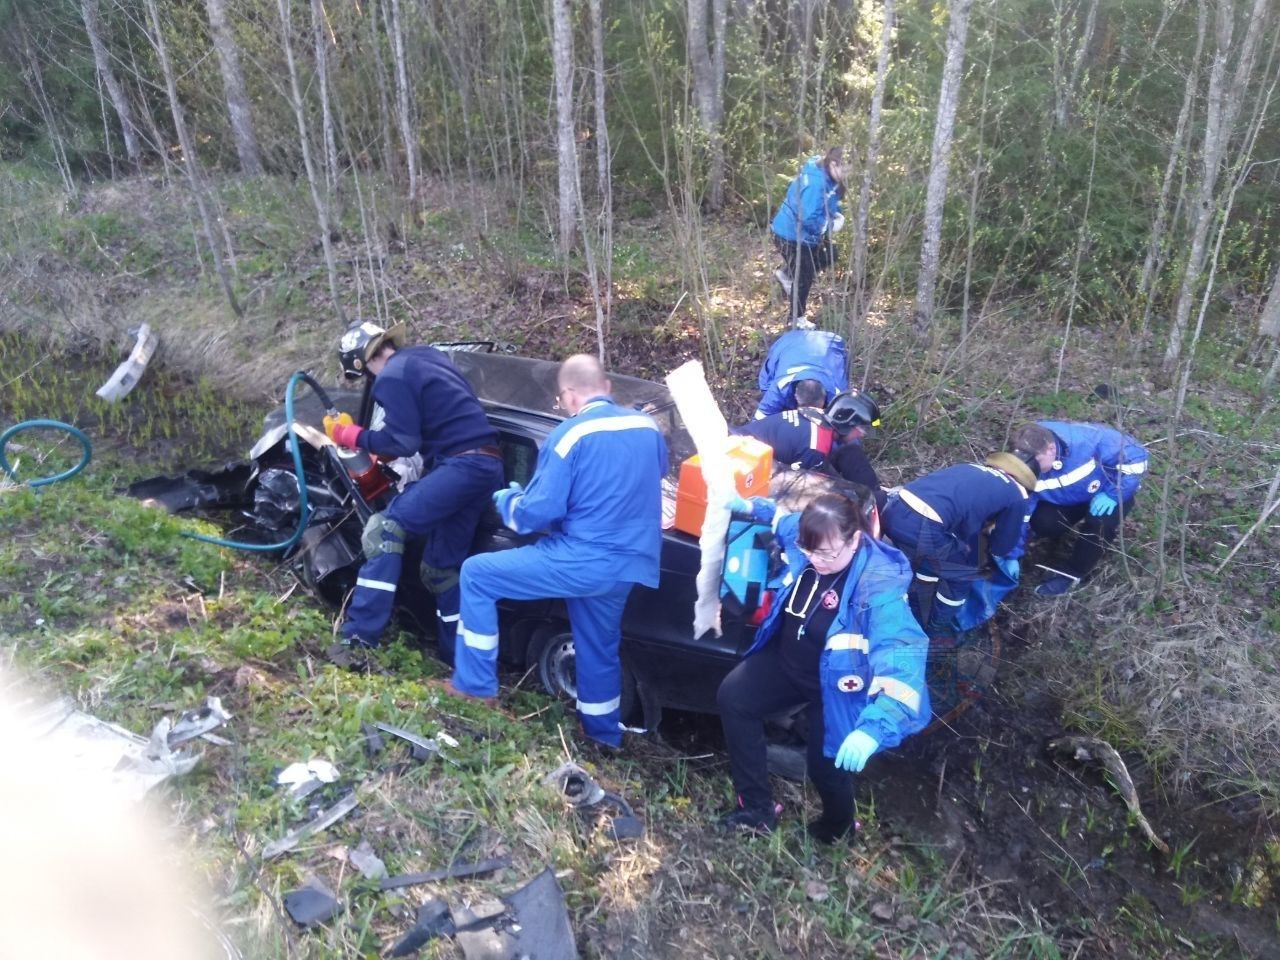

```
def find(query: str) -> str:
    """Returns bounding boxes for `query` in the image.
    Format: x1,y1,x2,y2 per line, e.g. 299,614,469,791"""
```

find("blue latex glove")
833,730,878,773
1089,491,1118,516
727,496,752,516
493,481,523,527
994,555,1020,581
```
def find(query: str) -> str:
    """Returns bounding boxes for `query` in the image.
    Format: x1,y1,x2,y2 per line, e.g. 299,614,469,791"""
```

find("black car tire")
528,627,640,725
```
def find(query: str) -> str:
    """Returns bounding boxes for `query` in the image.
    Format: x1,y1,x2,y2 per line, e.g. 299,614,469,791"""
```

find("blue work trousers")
342,453,503,647
881,498,980,638
452,543,634,747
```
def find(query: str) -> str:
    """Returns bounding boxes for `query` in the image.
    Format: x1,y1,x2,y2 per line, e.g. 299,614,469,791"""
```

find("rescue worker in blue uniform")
753,328,849,421
771,147,846,327
822,390,885,508
450,355,667,748
880,448,1038,637
324,320,504,666
1012,421,1149,597
732,380,833,470
716,489,930,842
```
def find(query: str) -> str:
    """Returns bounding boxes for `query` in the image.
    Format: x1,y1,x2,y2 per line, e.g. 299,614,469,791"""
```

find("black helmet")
339,319,405,380
825,390,882,433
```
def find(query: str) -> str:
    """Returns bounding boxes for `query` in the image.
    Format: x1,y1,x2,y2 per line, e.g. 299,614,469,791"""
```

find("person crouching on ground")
449,355,667,748
716,488,930,842
770,146,847,329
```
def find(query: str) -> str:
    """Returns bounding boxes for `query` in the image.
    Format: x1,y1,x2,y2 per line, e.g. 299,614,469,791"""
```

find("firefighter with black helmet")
324,319,504,667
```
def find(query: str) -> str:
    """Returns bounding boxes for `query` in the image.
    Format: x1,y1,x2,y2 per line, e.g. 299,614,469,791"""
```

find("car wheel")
529,627,640,724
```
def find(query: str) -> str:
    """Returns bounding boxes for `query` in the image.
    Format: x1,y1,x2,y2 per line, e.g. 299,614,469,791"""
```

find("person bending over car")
717,489,930,842
753,328,849,421
324,320,504,667
449,355,668,748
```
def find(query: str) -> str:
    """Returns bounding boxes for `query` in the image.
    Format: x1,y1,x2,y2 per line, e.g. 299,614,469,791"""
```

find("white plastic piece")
95,323,158,403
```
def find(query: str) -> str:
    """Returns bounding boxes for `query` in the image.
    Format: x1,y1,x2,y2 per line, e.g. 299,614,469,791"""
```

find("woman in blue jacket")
717,489,931,842
771,147,846,327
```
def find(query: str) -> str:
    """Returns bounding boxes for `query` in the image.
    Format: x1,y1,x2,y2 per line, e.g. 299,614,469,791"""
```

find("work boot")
718,799,779,835
804,816,855,845
431,677,498,708
1034,573,1079,598
326,638,379,672
773,268,794,297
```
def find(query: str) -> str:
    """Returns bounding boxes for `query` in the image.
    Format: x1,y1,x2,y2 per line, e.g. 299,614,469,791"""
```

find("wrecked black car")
134,345,995,731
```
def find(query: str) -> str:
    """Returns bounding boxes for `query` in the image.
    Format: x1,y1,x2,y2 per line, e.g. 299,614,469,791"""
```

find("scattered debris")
166,696,232,747
360,722,385,756
282,879,340,927
126,463,253,513
454,868,578,960
388,898,455,957
96,322,157,403
1048,735,1172,855
348,838,388,881
380,855,513,891
372,721,440,762
276,759,339,798
545,762,645,841
262,792,360,860
804,879,830,902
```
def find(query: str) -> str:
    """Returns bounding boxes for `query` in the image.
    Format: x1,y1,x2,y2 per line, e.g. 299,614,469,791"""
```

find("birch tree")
386,0,417,200
851,0,894,330
203,0,262,175
141,0,241,316
80,0,142,169
686,0,728,209
311,0,340,189
1051,0,1099,128
551,0,577,255
1259,261,1280,338
913,0,975,334
1163,0,1270,373
588,0,613,324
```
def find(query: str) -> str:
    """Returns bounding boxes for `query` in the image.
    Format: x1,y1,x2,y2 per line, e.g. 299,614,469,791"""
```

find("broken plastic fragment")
276,759,339,798
454,868,578,960
282,879,340,927
262,792,359,860
379,855,512,891
167,696,232,747
388,898,455,957
348,838,387,881
96,323,158,403
545,762,605,808
372,721,439,760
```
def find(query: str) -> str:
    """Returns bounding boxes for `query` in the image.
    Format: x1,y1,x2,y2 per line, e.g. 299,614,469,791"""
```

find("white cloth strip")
914,572,940,583
577,696,621,716
435,612,460,623
461,627,499,651
935,593,965,607
869,676,922,712
1118,461,1146,475
1035,458,1097,492
555,415,660,457
897,488,944,524
825,633,869,653
356,577,397,592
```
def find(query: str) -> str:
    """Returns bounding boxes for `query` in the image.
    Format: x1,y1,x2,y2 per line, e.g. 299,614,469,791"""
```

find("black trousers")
881,499,979,636
773,232,837,319
716,641,854,828
1030,498,1133,580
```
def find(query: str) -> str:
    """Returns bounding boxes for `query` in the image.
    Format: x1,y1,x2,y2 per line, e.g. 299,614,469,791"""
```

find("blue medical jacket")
732,407,833,469
899,463,1031,559
771,156,843,246
754,330,849,419
1034,421,1148,507
358,347,496,465
745,510,931,755
504,397,667,587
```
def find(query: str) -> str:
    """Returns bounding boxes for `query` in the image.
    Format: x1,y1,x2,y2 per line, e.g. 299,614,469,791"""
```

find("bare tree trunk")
1052,0,1099,127
588,0,613,327
311,0,340,190
552,0,577,255
15,17,76,197
1163,0,1270,374
1137,0,1207,340
1259,260,1280,338
276,0,345,322
365,0,395,179
686,0,728,209
203,0,262,175
852,0,894,331
387,0,418,201
142,0,241,316
913,0,974,334
80,0,143,168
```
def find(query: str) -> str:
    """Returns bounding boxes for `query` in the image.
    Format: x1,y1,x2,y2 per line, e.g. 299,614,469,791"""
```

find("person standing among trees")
771,146,847,328
716,489,930,842
449,355,667,748
324,320,505,668
1012,421,1149,597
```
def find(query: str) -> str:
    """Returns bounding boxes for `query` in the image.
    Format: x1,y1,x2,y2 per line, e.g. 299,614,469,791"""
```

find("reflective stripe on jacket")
1034,421,1148,506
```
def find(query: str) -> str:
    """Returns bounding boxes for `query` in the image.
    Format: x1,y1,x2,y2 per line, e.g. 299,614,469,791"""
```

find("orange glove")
323,412,353,440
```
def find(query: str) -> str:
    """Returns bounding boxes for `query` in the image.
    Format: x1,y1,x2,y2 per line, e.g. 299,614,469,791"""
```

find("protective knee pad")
419,561,460,596
361,512,405,558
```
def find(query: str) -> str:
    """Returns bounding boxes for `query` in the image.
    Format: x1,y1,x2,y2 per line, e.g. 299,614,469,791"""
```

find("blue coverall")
341,347,503,651
880,462,1031,636
1020,421,1149,580
451,396,667,746
731,407,833,469
718,506,930,820
753,330,849,420
771,156,844,319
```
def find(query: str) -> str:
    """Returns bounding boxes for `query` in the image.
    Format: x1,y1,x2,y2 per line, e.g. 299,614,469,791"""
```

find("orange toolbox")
673,436,773,536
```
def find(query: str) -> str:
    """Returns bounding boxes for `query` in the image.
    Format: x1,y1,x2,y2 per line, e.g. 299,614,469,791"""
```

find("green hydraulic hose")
0,420,92,487
184,369,334,553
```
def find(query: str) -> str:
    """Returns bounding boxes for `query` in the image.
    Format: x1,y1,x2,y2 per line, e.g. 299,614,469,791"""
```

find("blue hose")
184,370,316,553
0,420,92,487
